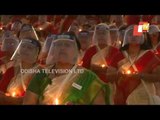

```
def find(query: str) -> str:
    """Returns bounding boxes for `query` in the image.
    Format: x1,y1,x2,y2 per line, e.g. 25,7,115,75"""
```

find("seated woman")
146,25,160,97
0,38,41,105
82,23,119,83
23,32,111,105
77,30,92,66
147,25,160,57
0,32,19,74
107,25,160,105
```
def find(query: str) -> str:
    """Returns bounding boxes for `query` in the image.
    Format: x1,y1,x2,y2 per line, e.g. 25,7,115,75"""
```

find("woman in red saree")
0,38,41,105
147,25,160,57
0,33,19,74
107,25,160,105
146,25,160,97
77,30,92,66
82,23,119,83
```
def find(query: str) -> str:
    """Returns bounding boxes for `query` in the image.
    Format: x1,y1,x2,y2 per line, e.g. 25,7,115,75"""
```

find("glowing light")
155,50,159,55
78,61,83,66
53,98,59,105
126,70,131,74
101,64,106,68
39,27,42,30
5,93,10,97
79,28,82,32
11,91,16,97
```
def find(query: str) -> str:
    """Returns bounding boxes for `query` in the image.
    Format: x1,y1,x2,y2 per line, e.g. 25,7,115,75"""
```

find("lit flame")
39,27,42,30
126,70,131,74
119,41,121,44
11,91,16,97
79,28,82,32
101,64,106,68
0,27,2,30
54,98,59,105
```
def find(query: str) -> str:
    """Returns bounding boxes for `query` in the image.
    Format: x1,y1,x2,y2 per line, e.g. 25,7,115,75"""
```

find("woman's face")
1,38,19,54
19,42,38,63
128,36,143,47
149,32,159,43
78,34,90,51
54,40,77,64
125,29,144,46
95,30,109,45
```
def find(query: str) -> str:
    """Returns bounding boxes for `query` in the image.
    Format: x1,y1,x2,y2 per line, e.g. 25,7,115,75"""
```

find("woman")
82,23,119,83
147,25,160,57
10,20,22,38
0,32,19,74
23,32,111,105
146,25,160,97
77,30,92,66
0,38,41,105
107,25,160,105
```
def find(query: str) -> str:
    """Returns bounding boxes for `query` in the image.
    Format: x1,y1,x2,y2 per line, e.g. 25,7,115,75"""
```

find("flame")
126,70,131,74
0,27,2,30
54,98,59,105
79,28,82,32
11,91,16,97
101,64,106,68
119,41,121,44
39,27,42,30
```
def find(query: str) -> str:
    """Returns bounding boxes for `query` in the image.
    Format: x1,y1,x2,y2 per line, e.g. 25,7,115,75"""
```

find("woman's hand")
118,72,141,80
90,64,108,74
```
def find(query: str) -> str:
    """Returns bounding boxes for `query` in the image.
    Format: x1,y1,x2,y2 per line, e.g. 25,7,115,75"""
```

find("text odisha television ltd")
20,68,84,74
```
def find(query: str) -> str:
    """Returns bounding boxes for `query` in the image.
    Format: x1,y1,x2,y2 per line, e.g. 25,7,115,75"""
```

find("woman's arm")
90,64,108,74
